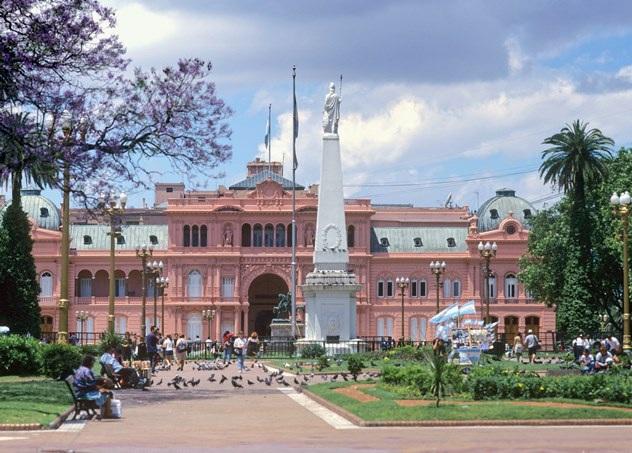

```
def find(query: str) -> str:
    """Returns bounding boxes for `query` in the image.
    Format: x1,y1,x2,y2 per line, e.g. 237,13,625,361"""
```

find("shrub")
99,332,121,354
316,355,329,371
382,364,433,395
0,335,43,375
41,343,82,379
347,356,364,380
80,344,101,358
301,343,326,359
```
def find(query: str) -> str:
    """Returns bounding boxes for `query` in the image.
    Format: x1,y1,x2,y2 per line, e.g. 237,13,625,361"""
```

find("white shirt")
574,337,584,348
233,337,246,349
163,338,173,352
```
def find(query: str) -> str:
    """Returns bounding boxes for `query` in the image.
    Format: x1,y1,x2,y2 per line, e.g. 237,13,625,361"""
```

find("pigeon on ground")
231,380,243,388
281,379,290,386
156,379,163,386
172,383,181,390
293,377,300,385
265,377,272,386
256,376,264,383
208,374,216,382
247,379,255,385
220,375,227,384
262,364,269,373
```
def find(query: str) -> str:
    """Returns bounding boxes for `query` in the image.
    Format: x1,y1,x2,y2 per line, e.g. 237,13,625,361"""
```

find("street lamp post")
76,310,88,345
135,244,153,338
157,276,169,334
478,241,498,324
599,314,609,337
99,192,127,334
610,191,631,354
395,277,409,342
429,261,447,314
147,260,164,329
202,308,216,358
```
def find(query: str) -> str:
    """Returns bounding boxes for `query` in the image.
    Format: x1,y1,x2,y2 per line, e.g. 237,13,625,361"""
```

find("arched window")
264,224,274,247
200,225,208,247
287,223,293,247
452,279,461,298
525,316,540,337
347,225,355,248
376,317,394,338
410,317,427,342
188,270,203,298
386,279,394,297
275,224,286,247
183,225,190,247
192,225,199,247
487,275,496,299
77,270,93,297
505,274,517,299
443,278,451,298
504,316,519,341
241,224,252,247
40,272,53,297
377,280,385,298
419,279,427,297
253,224,263,247
186,313,203,340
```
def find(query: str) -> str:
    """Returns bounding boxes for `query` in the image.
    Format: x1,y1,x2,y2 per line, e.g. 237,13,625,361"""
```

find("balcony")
38,296,57,307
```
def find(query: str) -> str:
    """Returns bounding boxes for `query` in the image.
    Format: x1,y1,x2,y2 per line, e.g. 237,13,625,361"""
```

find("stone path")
2,360,632,452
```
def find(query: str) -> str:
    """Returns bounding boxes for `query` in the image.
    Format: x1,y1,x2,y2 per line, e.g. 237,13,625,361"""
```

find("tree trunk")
11,170,22,208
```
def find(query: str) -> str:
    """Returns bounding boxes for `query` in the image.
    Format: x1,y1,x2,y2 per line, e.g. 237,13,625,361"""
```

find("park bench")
101,363,122,389
63,375,99,420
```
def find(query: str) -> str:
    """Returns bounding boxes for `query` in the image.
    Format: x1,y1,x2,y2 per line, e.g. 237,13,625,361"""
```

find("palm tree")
539,120,613,259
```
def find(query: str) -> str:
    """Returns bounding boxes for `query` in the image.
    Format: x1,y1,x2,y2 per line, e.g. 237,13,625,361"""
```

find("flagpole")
267,103,272,173
291,65,297,338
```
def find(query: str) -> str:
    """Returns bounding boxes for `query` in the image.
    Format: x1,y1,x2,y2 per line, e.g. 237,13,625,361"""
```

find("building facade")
18,159,555,342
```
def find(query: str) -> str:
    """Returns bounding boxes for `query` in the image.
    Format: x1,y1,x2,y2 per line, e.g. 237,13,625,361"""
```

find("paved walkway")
2,361,632,452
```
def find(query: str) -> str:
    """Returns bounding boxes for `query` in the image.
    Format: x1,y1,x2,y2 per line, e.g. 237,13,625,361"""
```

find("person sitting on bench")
99,347,148,388
74,355,110,419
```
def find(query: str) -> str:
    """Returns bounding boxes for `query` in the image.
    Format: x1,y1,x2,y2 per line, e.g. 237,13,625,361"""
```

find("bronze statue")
273,292,292,320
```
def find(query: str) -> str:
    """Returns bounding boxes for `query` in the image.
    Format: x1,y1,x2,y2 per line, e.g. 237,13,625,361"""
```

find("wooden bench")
63,375,99,420
102,363,122,389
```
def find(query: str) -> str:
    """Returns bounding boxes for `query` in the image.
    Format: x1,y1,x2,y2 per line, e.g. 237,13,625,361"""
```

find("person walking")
222,331,233,364
162,334,174,366
175,334,188,371
233,332,247,373
524,329,539,364
247,332,261,366
146,326,159,373
512,332,524,362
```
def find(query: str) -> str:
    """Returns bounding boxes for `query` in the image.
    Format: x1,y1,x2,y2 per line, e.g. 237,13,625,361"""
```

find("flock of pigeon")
150,359,380,392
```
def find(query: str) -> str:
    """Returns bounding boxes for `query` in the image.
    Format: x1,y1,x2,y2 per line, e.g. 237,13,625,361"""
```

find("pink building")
23,159,554,343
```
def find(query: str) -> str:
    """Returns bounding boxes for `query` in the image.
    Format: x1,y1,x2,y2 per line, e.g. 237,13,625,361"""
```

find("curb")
0,405,74,431
302,389,632,427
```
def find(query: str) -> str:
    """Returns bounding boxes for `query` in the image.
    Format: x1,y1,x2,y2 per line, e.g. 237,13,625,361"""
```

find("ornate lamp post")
610,191,631,354
56,111,88,343
76,310,89,345
202,307,216,338
157,275,169,334
98,191,127,334
478,241,498,324
146,260,164,329
135,244,153,338
599,314,609,337
395,277,409,341
430,261,447,313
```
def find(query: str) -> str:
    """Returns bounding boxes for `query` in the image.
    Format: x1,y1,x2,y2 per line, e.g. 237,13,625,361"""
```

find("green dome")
477,188,536,232
1,187,61,230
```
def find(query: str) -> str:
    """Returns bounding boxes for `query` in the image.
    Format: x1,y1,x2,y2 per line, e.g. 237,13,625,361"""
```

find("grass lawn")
0,376,72,425
263,357,386,374
308,382,632,421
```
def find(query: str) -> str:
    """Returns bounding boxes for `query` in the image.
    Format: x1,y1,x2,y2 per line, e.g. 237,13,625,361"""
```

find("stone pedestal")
270,319,304,340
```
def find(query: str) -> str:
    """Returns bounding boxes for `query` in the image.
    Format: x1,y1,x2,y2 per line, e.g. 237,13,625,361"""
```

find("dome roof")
1,187,61,230
477,188,536,232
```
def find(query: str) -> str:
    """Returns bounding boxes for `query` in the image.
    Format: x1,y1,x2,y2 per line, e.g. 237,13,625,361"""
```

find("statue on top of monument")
322,81,341,134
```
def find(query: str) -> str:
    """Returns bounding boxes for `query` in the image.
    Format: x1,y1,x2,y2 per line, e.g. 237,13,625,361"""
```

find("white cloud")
114,3,178,50
616,65,632,83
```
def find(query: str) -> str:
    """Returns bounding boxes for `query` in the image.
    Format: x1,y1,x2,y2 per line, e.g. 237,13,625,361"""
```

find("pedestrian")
524,329,539,364
146,326,159,373
572,334,584,361
162,334,174,366
175,334,188,371
122,332,133,362
513,332,523,362
222,330,233,364
247,332,260,365
233,331,247,372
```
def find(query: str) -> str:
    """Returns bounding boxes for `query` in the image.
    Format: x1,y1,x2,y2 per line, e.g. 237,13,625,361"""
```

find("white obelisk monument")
301,82,360,342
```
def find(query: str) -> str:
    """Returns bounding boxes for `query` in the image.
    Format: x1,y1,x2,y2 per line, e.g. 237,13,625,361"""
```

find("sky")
24,0,632,211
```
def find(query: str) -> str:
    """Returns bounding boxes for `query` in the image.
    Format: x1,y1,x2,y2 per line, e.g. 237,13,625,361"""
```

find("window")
253,224,263,247
241,224,252,247
166,187,173,193
443,278,451,298
376,317,394,337
83,235,92,245
40,207,49,217
490,208,499,219
275,224,286,247
264,224,274,247
115,278,126,297
79,278,92,297
505,224,516,235
115,316,127,335
188,270,203,298
286,223,294,247
116,235,125,245
145,316,161,330
486,275,496,298
413,237,423,247
200,225,208,247
447,237,456,247
380,237,389,247
192,225,199,247
347,225,355,248
146,278,155,297
386,280,394,297
377,280,384,298
452,279,461,297
75,317,94,337
505,274,517,299
149,235,158,245
523,209,532,219
183,225,190,247
221,276,235,299
504,316,519,340
525,316,540,337
410,279,417,297
419,280,427,297
40,272,53,296
409,317,427,342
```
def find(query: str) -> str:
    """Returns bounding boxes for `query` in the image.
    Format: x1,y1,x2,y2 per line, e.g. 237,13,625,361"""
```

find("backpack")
176,340,187,353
